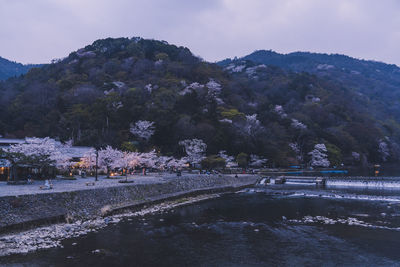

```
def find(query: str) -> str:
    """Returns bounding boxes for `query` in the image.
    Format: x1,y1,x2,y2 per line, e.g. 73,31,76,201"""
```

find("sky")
1,0,400,65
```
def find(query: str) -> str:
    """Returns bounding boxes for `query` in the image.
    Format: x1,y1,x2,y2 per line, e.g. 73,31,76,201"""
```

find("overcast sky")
1,0,400,65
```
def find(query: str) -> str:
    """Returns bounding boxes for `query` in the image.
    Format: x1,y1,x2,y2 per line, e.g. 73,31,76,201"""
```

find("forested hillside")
220,50,400,121
0,56,39,80
0,38,399,167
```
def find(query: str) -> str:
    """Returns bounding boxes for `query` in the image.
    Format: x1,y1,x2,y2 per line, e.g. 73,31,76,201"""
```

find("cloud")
1,0,400,65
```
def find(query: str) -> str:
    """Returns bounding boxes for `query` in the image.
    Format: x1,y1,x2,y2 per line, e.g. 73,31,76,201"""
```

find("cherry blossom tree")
154,156,172,170
6,137,73,180
98,146,123,177
116,152,137,175
308,144,330,168
115,151,142,180
179,139,207,166
130,120,155,141
378,139,390,162
139,150,158,168
7,137,72,169
127,152,142,169
145,84,153,93
218,150,238,168
80,148,97,170
249,154,268,168
206,79,223,104
289,142,303,162
180,82,204,96
244,114,262,135
274,105,287,118
291,119,307,130
166,157,187,170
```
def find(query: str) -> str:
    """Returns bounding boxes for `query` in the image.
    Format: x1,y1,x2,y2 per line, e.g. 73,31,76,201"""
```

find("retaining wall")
0,175,258,232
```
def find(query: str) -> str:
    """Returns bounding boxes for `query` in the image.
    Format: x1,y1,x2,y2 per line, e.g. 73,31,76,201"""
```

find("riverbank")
0,174,258,233
0,193,222,257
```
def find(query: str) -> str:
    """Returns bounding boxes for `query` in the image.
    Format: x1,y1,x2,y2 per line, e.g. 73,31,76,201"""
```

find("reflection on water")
2,187,400,266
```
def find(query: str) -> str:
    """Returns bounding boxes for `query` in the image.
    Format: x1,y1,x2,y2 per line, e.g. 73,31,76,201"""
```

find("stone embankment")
0,175,258,232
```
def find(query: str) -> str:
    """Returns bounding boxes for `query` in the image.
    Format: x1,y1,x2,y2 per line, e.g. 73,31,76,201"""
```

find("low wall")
0,175,258,232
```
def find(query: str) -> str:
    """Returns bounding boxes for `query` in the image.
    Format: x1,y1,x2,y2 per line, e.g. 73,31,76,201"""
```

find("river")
2,183,400,266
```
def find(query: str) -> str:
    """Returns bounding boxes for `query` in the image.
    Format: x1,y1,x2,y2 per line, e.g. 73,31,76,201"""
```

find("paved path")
0,173,241,197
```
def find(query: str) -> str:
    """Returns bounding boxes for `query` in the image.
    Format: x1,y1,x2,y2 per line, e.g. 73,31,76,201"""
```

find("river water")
2,183,400,266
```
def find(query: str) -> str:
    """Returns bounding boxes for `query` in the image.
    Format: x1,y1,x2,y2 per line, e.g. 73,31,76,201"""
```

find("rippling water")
2,186,400,266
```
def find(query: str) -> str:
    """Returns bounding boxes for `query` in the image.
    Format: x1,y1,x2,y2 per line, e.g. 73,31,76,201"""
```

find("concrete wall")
0,175,258,232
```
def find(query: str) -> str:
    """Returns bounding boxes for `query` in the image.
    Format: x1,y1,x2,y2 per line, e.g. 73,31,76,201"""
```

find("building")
0,138,93,181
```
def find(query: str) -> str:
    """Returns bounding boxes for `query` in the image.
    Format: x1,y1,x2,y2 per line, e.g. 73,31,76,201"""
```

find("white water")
289,192,400,202
289,215,400,231
327,179,400,189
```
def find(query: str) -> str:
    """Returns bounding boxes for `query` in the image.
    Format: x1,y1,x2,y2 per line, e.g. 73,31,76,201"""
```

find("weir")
257,176,400,189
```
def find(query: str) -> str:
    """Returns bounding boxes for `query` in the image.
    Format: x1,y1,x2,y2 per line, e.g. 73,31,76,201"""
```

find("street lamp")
95,149,99,182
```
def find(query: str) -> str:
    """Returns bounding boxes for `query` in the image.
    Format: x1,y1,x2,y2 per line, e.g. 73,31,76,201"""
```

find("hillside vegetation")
0,38,399,167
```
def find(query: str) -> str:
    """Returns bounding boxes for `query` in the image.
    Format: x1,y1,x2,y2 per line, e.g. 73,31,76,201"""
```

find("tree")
7,137,72,168
80,148,96,170
201,155,226,170
206,79,223,103
218,150,238,168
244,114,262,136
274,105,287,118
308,144,330,167
179,139,207,166
326,143,342,167
116,151,139,175
155,156,172,170
378,139,390,162
291,119,307,130
236,152,248,168
289,142,303,163
98,146,123,177
166,157,187,170
130,120,155,141
249,154,268,168
139,150,158,168
6,137,73,179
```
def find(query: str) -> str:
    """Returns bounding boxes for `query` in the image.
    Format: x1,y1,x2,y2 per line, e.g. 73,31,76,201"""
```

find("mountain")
0,56,40,80
0,38,398,167
218,50,400,121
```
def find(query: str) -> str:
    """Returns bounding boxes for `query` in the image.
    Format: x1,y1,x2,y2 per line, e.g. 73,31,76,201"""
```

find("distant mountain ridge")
218,50,400,122
0,56,41,80
219,50,400,73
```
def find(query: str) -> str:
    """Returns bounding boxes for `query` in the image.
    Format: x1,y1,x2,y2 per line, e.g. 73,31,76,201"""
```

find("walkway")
0,173,240,197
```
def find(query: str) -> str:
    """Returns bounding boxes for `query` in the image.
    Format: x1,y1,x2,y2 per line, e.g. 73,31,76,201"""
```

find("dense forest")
0,56,39,80
0,37,399,167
